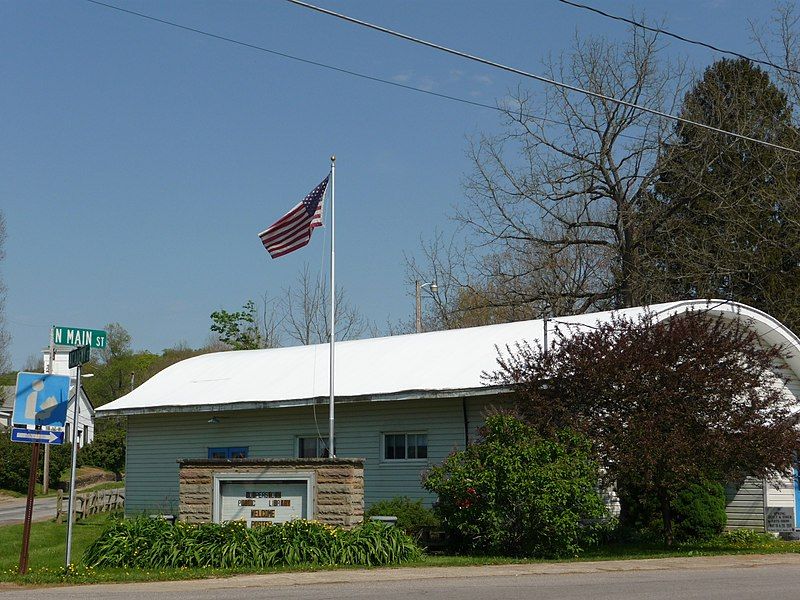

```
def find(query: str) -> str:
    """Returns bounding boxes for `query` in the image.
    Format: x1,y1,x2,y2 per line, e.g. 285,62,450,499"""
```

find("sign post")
65,348,91,568
11,372,70,575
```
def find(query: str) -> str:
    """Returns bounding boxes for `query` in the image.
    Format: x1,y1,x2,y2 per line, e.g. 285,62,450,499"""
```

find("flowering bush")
422,414,607,558
83,516,421,568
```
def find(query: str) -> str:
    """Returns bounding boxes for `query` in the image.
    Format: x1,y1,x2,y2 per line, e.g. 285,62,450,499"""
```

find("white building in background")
42,347,95,447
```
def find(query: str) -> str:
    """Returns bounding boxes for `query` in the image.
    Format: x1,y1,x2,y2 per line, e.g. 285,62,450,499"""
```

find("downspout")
462,398,469,448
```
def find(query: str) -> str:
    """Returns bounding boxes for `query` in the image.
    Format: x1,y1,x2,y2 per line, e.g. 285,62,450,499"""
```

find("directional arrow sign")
11,427,64,445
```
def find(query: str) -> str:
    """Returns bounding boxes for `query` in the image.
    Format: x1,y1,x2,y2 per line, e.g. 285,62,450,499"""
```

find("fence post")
56,490,63,524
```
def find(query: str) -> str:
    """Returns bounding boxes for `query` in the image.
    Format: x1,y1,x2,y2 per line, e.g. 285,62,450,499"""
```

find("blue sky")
0,0,785,367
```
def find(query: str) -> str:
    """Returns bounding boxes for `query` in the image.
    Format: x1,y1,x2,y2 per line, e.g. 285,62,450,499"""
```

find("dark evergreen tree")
641,59,800,329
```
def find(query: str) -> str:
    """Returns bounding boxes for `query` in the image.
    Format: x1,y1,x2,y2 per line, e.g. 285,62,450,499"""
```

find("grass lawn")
0,516,798,587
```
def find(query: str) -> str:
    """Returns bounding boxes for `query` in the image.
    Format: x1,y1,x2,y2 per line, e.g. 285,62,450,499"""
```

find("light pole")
415,280,438,333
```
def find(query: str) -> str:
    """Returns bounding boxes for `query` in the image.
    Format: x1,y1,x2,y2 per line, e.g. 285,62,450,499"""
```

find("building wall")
125,395,503,516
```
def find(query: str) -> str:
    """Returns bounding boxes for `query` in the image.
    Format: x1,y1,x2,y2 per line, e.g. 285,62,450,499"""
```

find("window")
383,433,427,460
208,447,249,459
298,437,332,458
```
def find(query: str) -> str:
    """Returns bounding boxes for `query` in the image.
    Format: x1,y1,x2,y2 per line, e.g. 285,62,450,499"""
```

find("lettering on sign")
245,491,282,498
219,481,308,527
766,507,795,532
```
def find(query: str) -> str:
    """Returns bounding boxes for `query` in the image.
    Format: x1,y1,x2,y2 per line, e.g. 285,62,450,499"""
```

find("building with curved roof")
98,300,800,531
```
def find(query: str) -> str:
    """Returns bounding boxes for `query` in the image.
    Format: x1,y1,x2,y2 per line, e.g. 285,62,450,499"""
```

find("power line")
81,0,649,145
556,0,800,78
286,0,800,156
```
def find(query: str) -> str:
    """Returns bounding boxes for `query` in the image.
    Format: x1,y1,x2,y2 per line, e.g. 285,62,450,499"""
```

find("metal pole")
18,442,40,575
65,364,81,568
328,155,336,459
415,280,422,333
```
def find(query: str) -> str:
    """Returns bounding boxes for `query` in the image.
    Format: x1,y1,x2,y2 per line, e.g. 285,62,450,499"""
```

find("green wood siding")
125,396,504,516
725,478,765,530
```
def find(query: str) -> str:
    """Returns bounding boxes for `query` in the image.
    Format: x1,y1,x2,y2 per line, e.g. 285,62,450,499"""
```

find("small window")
298,437,332,458
383,433,427,460
208,447,249,459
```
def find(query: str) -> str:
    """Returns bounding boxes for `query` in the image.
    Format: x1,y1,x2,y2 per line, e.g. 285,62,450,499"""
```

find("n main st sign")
53,326,107,349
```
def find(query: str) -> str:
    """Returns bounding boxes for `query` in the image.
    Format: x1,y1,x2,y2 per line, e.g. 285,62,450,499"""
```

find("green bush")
672,482,727,542
78,427,126,479
422,414,607,558
618,480,727,543
0,433,29,493
365,497,439,534
0,434,72,493
83,516,422,568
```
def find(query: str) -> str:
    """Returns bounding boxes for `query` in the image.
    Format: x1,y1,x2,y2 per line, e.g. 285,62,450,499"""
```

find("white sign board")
766,507,795,532
219,481,308,527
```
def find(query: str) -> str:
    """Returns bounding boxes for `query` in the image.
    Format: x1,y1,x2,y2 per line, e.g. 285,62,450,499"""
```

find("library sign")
216,478,311,527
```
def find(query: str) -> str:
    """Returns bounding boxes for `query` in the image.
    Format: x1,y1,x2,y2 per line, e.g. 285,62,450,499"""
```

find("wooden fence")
56,488,125,522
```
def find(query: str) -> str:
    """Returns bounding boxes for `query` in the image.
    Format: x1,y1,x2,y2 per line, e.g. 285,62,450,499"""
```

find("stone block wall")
178,458,364,528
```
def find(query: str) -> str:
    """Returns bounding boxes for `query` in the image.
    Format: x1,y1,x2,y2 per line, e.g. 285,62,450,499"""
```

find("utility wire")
556,0,800,78
286,0,800,156
82,0,649,145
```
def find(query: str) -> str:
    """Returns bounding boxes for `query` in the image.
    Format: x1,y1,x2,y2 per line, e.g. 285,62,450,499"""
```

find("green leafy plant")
422,413,607,558
365,497,439,535
78,427,126,479
83,517,421,569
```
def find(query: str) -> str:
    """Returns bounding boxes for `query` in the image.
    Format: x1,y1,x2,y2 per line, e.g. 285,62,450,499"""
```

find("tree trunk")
659,490,674,546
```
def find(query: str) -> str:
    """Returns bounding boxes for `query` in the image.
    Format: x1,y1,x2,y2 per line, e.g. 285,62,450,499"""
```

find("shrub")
83,516,422,568
672,482,727,542
422,413,607,558
619,480,726,543
0,434,71,493
365,497,439,535
78,427,126,479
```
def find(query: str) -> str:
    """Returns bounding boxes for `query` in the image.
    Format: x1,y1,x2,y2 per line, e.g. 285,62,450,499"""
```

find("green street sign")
53,326,107,349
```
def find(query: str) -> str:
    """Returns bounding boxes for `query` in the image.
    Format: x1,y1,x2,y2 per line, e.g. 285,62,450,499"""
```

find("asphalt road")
0,496,58,526
2,554,799,599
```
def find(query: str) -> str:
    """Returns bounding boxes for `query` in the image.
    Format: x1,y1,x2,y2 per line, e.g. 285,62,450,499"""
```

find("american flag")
259,175,329,259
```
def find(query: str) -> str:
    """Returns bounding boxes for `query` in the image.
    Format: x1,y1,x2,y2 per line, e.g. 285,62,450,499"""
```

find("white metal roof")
97,300,800,416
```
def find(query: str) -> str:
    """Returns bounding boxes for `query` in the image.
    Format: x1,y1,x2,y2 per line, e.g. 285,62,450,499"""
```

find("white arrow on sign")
15,430,60,443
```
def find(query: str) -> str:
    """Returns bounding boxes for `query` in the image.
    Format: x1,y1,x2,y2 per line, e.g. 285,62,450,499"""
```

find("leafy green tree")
96,322,132,364
423,414,606,557
210,300,263,350
83,351,160,408
79,427,126,480
641,59,800,328
491,311,800,545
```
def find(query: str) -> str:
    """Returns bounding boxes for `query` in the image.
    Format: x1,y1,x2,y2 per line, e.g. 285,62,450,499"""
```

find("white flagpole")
329,155,336,458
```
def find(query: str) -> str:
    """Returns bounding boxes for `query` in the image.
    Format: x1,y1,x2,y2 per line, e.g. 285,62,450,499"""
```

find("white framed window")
297,436,332,458
383,432,427,460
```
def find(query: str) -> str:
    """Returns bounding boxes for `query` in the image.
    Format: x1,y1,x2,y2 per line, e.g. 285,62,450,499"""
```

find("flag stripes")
259,175,329,259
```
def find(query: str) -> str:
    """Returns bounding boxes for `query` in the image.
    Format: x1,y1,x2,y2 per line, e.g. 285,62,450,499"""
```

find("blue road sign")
12,372,71,430
11,427,64,445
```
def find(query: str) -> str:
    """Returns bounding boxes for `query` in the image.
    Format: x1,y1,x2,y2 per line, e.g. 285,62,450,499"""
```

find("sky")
0,0,789,368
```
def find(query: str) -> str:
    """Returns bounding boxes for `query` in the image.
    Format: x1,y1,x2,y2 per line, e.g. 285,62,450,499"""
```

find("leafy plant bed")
83,517,422,569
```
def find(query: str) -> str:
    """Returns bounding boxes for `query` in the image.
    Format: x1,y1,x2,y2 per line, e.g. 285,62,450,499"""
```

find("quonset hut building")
97,300,800,531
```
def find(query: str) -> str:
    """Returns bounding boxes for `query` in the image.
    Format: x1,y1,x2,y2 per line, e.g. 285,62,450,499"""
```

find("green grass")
0,517,798,587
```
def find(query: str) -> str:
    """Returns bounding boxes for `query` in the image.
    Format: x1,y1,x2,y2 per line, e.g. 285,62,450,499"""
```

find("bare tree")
751,2,800,116
451,26,687,319
281,264,367,345
0,211,9,374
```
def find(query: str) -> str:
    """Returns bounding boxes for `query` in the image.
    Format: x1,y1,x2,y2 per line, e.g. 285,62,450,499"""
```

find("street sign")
68,345,90,369
11,427,64,445
52,326,107,349
12,372,71,430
